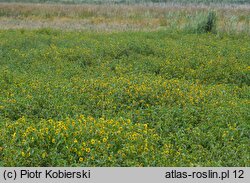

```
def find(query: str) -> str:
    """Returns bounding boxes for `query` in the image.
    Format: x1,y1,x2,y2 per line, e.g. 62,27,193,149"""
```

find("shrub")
196,11,217,33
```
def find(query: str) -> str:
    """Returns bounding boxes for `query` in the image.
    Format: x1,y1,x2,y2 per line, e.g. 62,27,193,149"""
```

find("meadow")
0,1,249,167
0,2,249,33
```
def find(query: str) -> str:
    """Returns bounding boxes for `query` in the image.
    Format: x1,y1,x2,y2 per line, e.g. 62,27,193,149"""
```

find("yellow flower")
42,152,46,159
164,150,169,155
74,139,78,143
102,137,107,143
52,138,56,143
79,157,84,162
12,133,16,139
79,114,85,120
21,152,25,157
100,130,105,135
86,148,91,153
91,139,95,145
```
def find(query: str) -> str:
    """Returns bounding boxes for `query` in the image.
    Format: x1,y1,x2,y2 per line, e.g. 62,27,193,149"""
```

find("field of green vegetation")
0,0,249,167
0,29,249,166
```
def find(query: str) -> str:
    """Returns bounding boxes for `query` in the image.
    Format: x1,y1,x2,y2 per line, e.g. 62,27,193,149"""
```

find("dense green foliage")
0,29,249,166
196,11,217,33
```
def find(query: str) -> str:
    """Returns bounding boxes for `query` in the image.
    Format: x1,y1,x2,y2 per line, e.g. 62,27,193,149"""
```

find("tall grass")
185,11,218,34
0,2,249,33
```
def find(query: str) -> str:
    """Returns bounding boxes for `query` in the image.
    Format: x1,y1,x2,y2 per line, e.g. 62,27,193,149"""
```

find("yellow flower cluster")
0,115,170,166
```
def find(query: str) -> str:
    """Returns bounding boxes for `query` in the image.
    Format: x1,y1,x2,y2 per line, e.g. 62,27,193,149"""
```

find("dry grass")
0,2,249,32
